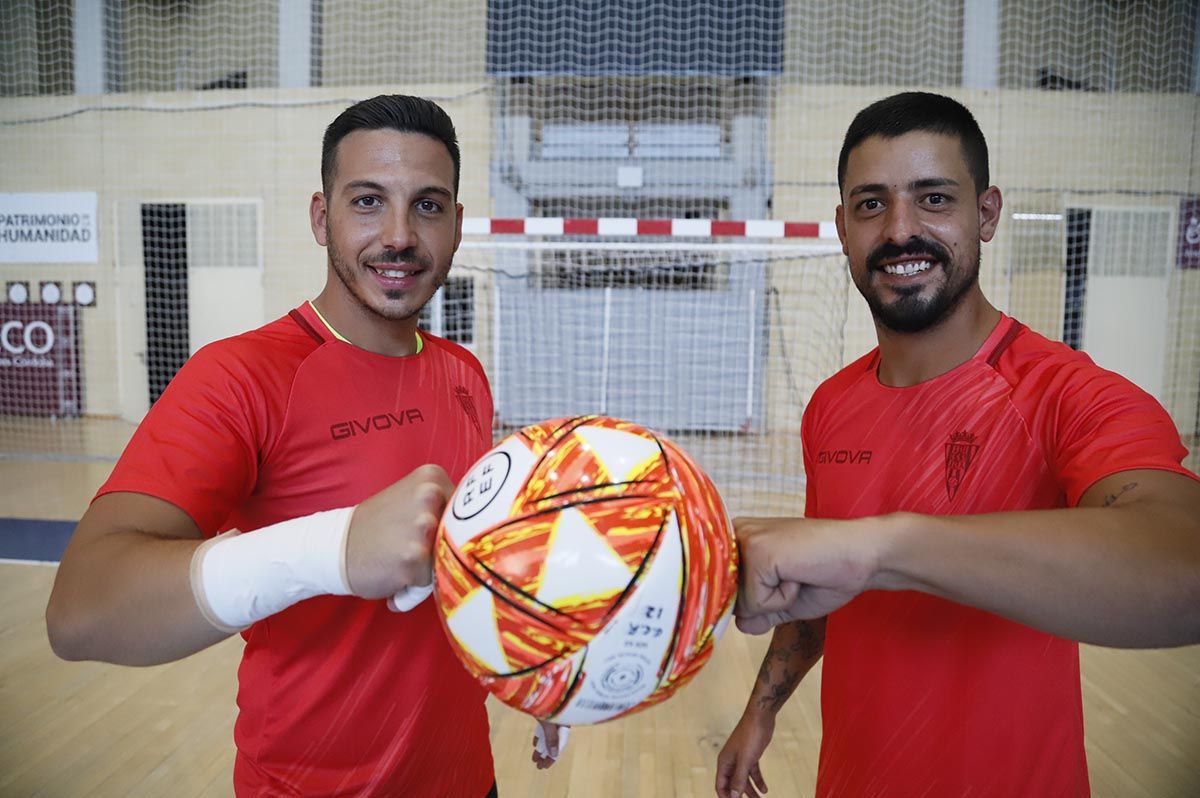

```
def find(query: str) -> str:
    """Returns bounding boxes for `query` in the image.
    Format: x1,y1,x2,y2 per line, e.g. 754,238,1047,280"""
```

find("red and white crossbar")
462,217,839,239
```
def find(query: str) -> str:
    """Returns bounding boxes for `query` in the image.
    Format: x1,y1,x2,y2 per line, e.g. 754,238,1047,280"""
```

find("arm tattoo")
1103,482,1139,507
754,621,824,713
789,619,824,659
757,669,798,713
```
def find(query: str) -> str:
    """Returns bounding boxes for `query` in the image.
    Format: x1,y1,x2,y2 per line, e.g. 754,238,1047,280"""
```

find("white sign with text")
0,192,98,263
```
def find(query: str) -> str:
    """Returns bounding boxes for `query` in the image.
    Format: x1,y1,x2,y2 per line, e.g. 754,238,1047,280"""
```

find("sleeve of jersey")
95,344,264,535
479,357,496,438
801,396,819,519
1042,361,1197,507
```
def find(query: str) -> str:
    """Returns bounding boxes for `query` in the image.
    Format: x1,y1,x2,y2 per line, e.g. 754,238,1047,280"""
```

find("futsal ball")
433,415,738,726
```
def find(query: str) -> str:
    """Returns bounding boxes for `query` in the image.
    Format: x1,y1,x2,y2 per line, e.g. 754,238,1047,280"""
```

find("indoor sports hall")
1,1,1198,795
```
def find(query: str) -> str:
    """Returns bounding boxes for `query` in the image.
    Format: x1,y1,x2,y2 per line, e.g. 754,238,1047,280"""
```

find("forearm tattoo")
1102,482,1139,507
754,620,825,713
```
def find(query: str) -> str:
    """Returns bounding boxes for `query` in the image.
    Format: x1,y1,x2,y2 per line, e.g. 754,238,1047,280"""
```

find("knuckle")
414,463,441,480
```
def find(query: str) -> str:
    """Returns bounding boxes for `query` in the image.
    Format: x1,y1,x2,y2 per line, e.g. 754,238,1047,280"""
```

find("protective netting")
419,248,847,515
1,1,1198,513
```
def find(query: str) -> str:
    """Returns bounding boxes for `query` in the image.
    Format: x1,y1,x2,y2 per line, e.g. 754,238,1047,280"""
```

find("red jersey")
802,314,1197,798
98,302,495,797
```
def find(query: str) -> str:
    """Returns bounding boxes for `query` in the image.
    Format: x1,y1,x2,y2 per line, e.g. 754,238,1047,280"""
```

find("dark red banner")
0,303,82,416
1178,197,1200,270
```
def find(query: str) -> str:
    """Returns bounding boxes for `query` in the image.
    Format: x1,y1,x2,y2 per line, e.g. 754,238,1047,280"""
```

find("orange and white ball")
433,415,737,725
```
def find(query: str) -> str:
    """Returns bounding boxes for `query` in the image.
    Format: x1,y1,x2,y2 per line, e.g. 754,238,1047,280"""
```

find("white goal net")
435,242,848,515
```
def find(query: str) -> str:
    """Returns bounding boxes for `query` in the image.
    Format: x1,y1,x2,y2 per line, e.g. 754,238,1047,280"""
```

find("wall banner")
0,303,82,416
1179,197,1200,270
0,192,98,263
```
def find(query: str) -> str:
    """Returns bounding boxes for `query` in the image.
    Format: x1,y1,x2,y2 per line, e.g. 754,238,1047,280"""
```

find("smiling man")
311,118,461,352
47,96,532,796
715,92,1200,798
841,133,997,339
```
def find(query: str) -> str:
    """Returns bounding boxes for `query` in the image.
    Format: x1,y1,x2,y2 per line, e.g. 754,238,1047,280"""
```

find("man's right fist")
345,464,454,599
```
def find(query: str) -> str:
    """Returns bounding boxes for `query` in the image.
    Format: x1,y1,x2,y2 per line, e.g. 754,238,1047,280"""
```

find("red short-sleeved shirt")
802,314,1197,798
98,302,496,797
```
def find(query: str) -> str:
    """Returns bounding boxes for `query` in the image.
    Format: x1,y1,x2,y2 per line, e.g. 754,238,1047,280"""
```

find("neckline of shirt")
306,300,424,356
869,313,1014,391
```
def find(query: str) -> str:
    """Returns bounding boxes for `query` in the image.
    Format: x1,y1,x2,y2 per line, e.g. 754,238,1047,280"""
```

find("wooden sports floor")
1,428,1198,797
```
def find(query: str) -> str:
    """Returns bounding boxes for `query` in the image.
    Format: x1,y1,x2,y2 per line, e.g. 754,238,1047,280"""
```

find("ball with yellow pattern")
433,415,738,725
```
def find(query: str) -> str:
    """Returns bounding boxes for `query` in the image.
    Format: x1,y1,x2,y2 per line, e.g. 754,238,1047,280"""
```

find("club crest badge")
455,384,483,438
944,431,979,500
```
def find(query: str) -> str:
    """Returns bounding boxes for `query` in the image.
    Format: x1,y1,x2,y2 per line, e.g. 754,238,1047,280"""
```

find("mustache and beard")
327,232,449,320
856,236,979,334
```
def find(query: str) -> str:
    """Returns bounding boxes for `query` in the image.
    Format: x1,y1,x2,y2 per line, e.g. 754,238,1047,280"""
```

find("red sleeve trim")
985,319,1026,367
288,308,327,344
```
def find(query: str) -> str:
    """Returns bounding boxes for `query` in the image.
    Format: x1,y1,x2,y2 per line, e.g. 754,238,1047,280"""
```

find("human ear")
978,186,1002,243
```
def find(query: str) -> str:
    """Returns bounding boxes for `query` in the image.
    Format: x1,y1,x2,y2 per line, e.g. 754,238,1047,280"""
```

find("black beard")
860,237,978,334
865,265,978,333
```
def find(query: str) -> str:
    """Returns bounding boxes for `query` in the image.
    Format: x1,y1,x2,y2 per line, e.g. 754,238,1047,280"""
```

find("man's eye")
355,196,380,208
417,199,442,213
861,199,881,211
926,194,948,205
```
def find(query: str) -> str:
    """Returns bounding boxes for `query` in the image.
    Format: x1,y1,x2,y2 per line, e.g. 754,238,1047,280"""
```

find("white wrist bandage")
389,582,434,612
189,506,355,633
534,723,570,761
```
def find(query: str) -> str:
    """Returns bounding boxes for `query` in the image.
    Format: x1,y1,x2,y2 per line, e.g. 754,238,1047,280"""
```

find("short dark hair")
321,94,461,195
837,92,990,196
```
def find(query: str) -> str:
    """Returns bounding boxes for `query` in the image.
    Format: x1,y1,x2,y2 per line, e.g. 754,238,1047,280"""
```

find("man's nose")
882,202,921,245
381,209,418,250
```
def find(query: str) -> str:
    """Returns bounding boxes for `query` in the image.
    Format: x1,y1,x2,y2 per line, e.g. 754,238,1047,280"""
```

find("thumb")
735,614,775,635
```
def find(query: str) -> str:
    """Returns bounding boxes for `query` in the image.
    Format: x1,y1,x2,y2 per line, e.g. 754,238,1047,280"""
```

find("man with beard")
47,95,556,796
715,92,1200,798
